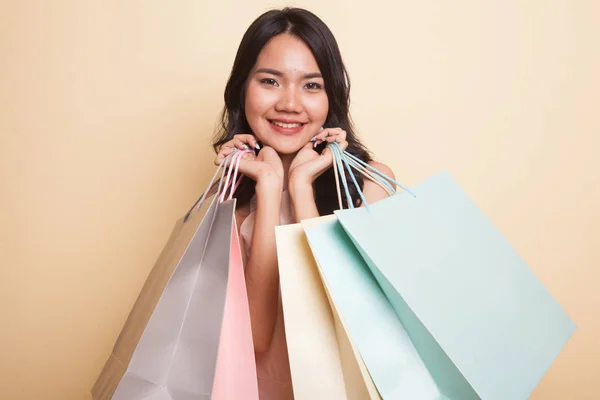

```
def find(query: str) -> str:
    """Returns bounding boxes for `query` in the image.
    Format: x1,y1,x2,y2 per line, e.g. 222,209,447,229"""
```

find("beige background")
1,0,598,399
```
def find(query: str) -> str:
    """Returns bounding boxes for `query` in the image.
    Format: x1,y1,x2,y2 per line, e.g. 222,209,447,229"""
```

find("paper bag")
211,219,259,399
92,197,237,399
302,216,441,399
335,170,577,400
276,221,379,400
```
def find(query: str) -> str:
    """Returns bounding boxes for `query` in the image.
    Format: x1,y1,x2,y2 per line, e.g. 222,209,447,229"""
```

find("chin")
268,143,305,155
258,134,310,155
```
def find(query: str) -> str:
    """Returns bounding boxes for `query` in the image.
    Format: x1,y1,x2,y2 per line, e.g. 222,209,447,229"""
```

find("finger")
242,151,256,161
234,134,259,149
233,138,248,150
315,138,328,147
314,129,345,146
215,154,227,165
215,151,226,164
328,128,346,137
325,135,344,143
312,129,328,142
314,129,330,141
216,147,235,161
317,128,345,139
222,147,235,155
316,129,340,143
247,136,258,149
219,141,235,152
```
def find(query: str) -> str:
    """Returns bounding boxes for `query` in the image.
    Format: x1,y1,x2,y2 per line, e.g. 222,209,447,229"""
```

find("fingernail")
313,141,317,148
242,144,249,150
254,143,260,150
319,126,324,131
310,136,317,142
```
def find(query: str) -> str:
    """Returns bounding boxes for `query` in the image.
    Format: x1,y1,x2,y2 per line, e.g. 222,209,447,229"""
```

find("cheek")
245,83,274,120
306,94,329,124
244,85,262,119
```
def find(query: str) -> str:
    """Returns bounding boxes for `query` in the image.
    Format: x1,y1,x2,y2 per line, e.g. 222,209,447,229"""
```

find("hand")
215,134,283,184
288,127,348,186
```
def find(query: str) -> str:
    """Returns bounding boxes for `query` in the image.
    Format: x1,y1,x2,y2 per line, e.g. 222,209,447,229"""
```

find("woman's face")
244,34,329,155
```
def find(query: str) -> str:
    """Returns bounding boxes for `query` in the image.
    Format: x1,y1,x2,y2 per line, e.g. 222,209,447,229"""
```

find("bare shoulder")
367,160,396,179
361,160,396,205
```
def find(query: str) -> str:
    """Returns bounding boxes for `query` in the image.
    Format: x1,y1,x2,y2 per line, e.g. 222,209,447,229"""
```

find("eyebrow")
254,68,322,79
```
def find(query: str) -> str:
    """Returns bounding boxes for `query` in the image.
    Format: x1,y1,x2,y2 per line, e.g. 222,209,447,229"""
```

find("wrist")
289,179,319,222
289,179,314,201
256,171,283,195
288,170,314,190
256,166,282,185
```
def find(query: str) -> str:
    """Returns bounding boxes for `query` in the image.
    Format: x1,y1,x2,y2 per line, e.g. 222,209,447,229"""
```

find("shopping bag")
334,165,577,400
276,221,380,399
211,154,259,400
302,216,441,400
329,299,381,400
92,155,240,399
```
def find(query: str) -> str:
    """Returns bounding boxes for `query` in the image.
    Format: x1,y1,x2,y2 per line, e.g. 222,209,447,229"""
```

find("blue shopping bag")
333,158,576,400
299,144,445,399
303,215,443,400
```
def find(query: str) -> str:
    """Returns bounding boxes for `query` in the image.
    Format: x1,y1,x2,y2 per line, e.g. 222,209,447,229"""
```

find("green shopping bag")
330,144,576,400
301,145,443,399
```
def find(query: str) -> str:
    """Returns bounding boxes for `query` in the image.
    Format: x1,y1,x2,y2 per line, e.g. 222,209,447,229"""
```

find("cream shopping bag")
276,221,379,400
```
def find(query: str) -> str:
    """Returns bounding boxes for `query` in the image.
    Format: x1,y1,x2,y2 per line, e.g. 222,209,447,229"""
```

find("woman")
212,7,395,399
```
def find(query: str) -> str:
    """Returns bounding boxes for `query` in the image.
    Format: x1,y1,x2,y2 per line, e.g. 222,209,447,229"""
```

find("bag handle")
183,148,251,222
219,149,253,203
341,148,414,196
332,143,344,211
331,144,396,210
343,157,396,196
329,142,416,211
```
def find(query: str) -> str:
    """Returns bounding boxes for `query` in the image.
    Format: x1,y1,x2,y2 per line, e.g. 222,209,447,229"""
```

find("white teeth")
271,121,302,128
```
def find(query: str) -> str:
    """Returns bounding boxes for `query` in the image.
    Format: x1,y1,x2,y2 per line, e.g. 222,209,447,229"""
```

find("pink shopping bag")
211,151,259,400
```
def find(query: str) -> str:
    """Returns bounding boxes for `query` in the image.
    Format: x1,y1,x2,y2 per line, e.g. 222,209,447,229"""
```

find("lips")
271,120,303,128
268,119,306,135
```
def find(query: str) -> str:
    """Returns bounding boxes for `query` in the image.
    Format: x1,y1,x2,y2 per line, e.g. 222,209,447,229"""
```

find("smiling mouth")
268,120,306,129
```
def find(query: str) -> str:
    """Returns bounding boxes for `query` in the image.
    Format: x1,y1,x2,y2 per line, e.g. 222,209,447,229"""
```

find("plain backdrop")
1,1,598,399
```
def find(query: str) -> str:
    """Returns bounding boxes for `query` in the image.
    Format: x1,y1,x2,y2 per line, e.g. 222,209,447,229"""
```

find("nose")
275,85,303,113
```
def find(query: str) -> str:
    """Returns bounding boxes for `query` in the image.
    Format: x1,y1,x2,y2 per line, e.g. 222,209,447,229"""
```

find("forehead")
254,34,321,74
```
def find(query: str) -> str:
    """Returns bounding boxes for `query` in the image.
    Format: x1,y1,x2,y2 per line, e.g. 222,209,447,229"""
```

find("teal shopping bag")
302,216,444,400
334,168,576,400
300,144,447,399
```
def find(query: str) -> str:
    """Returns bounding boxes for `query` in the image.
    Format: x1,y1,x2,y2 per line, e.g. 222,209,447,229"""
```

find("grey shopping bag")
92,195,237,399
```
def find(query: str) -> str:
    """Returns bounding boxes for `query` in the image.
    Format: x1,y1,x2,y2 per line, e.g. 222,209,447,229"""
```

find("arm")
243,173,283,354
289,179,319,222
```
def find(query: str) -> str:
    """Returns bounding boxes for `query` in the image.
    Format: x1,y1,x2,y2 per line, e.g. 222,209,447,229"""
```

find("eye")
305,82,323,90
260,78,279,87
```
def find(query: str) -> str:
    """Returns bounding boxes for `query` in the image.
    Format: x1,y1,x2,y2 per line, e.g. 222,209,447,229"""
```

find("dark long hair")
212,7,372,215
